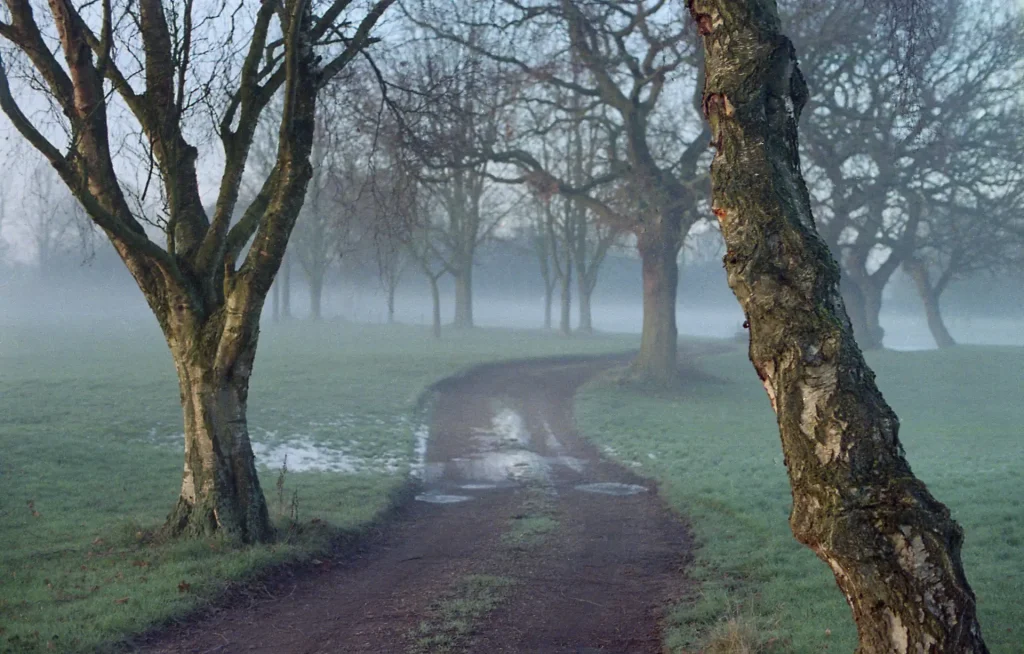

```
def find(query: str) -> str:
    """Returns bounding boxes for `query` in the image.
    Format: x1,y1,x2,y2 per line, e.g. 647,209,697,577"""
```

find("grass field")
576,345,1024,653
0,320,634,653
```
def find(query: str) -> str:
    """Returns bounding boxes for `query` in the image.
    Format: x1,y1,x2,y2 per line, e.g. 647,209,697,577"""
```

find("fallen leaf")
178,581,191,593
131,560,150,568
92,537,104,546
113,597,129,605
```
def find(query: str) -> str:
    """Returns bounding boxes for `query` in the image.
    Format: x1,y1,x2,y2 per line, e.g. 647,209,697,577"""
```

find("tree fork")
691,0,987,651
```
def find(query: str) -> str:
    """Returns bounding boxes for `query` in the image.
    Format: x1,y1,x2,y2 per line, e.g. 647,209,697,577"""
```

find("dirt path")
143,354,693,653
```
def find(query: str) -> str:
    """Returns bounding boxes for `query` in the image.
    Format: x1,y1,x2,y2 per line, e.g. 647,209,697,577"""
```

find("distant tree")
693,0,987,650
905,179,1024,347
385,37,512,328
18,165,92,275
0,0,395,542
526,199,563,330
789,0,1023,349
406,0,708,382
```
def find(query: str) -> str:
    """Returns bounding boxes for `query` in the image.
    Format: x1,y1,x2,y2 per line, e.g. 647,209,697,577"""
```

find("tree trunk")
281,254,292,320
861,279,886,350
559,266,572,336
577,281,594,333
543,284,554,330
429,277,442,339
308,271,324,322
387,284,396,324
164,332,272,544
452,267,473,328
633,225,680,383
694,2,988,651
906,260,956,349
842,274,885,350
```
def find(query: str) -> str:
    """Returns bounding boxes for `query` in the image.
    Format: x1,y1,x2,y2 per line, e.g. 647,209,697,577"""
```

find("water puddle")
415,491,473,504
252,437,362,473
575,482,648,496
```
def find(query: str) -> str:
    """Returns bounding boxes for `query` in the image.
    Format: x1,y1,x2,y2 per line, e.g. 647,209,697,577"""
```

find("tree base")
164,495,274,545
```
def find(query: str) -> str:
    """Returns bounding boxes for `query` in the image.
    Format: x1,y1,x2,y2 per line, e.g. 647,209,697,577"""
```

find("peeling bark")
166,323,271,543
691,1,987,651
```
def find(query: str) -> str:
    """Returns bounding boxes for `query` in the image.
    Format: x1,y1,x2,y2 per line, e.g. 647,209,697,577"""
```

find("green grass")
576,345,1024,654
0,320,633,653
502,488,559,549
410,574,517,653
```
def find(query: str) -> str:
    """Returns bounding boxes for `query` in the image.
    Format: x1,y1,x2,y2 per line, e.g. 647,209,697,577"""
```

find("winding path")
144,354,693,653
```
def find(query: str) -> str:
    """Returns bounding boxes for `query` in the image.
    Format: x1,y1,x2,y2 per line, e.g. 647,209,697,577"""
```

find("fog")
2,244,1021,352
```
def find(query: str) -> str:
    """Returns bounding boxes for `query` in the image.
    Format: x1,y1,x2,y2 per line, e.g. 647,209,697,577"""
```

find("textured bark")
906,259,956,349
692,1,987,651
166,323,271,543
452,268,473,328
632,219,681,384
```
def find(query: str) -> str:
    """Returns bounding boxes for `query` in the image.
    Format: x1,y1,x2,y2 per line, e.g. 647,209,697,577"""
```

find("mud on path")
143,354,693,653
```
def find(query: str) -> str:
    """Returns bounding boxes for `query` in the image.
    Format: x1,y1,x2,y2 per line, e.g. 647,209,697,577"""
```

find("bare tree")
0,0,395,542
692,0,987,650
382,35,511,328
407,0,708,381
18,164,92,274
790,0,1023,349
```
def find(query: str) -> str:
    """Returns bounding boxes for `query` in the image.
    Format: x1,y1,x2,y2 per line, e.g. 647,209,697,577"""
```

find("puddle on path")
575,482,648,496
415,491,473,504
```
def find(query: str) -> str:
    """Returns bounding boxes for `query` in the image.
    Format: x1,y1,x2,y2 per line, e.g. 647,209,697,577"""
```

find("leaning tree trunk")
452,267,474,328
906,260,956,349
164,314,272,544
692,1,987,651
633,221,681,383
